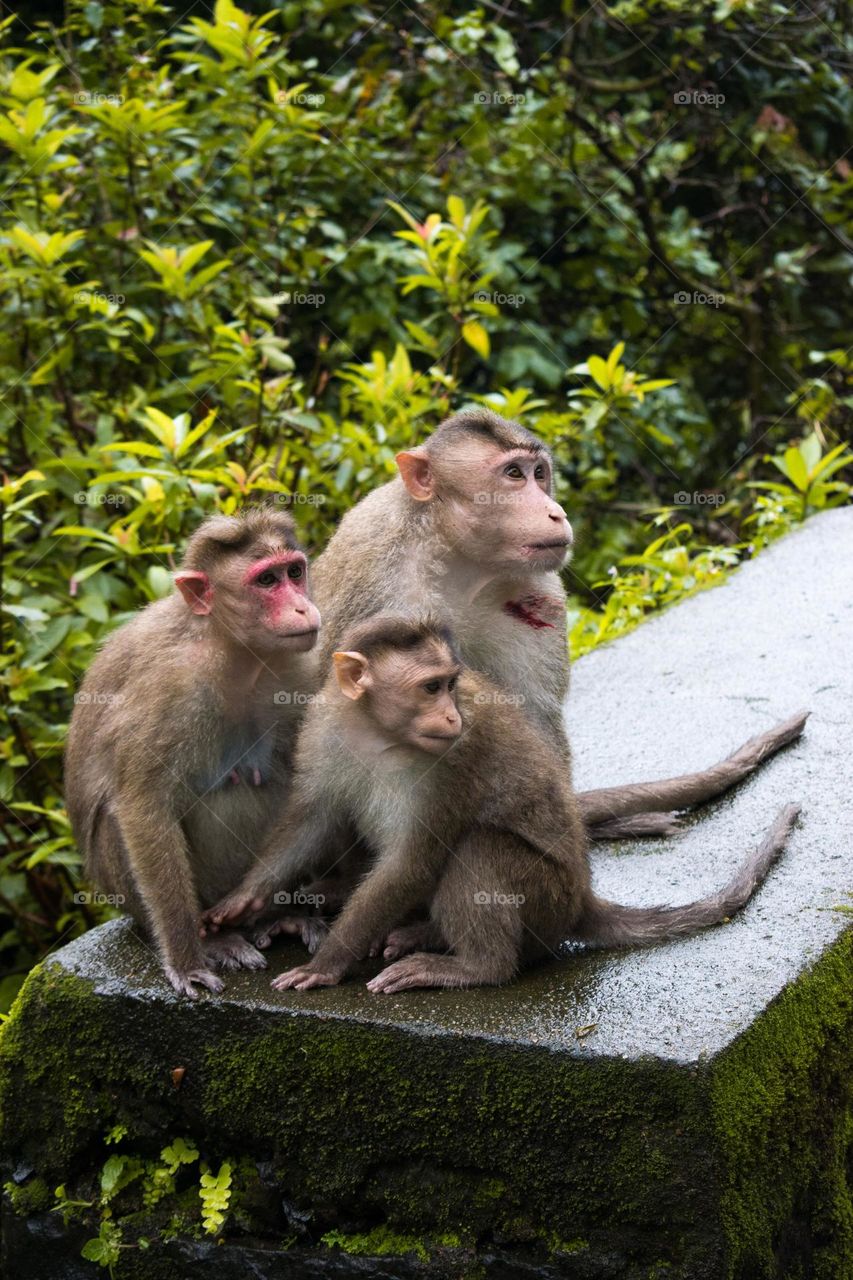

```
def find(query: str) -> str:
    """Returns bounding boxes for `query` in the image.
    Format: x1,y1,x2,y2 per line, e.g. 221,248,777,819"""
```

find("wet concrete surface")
53,509,853,1064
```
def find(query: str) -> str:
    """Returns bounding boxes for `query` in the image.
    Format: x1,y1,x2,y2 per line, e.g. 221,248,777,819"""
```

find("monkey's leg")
367,834,522,993
106,799,224,999
272,830,448,990
578,710,809,835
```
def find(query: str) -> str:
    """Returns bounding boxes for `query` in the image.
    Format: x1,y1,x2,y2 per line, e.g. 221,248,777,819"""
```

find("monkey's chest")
352,770,426,849
194,729,278,793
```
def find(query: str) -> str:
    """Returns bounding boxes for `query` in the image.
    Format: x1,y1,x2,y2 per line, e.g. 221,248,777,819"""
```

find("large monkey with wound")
65,508,321,997
206,616,800,992
310,410,807,837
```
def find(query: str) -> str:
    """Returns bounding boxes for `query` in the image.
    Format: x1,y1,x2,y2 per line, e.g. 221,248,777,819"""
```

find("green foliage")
199,1161,233,1235
753,431,853,520
570,522,741,658
80,1219,124,1273
1,0,850,996
52,1129,229,1269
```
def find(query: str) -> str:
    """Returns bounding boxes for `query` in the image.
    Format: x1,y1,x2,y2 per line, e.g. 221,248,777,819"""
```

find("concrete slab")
2,509,851,1279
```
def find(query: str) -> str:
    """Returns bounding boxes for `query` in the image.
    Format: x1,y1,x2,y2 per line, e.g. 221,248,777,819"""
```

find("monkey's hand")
366,954,438,994
270,961,345,991
202,890,268,933
253,915,329,955
164,964,225,1000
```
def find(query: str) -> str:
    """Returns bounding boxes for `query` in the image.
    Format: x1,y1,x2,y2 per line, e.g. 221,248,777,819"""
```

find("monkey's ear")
174,571,213,616
396,450,434,501
332,651,371,700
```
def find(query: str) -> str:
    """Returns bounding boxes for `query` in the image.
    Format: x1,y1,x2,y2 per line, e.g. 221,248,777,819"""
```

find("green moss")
321,1226,431,1261
3,930,851,1277
711,929,853,1279
0,963,155,1171
3,1176,53,1215
547,1234,590,1256
198,1013,713,1258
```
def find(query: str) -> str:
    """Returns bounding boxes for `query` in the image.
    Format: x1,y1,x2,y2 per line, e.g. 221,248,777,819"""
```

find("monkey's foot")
271,963,343,991
163,964,225,999
371,920,445,961
204,931,267,972
253,915,329,956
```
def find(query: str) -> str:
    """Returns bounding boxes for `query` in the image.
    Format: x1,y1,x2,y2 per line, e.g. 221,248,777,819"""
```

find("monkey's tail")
573,802,800,947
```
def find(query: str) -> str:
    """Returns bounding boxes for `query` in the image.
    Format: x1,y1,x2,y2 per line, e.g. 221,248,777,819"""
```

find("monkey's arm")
577,710,809,832
203,803,352,930
272,831,447,990
115,792,222,999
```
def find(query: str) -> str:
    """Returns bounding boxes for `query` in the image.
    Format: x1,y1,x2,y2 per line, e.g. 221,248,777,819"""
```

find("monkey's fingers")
271,965,341,991
367,956,434,995
204,933,267,972
164,965,225,999
203,893,267,930
253,916,328,954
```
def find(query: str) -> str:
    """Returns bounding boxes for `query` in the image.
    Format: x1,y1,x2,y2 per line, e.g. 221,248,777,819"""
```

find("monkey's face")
238,551,321,651
400,442,573,575
335,643,463,756
176,547,321,653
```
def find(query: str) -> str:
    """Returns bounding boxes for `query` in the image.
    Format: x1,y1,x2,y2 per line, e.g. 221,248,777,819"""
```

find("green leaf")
587,355,610,391
461,320,490,359
447,194,466,228
98,441,163,458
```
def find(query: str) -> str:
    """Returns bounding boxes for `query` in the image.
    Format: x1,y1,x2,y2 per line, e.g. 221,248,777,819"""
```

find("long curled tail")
574,803,801,946
578,710,809,833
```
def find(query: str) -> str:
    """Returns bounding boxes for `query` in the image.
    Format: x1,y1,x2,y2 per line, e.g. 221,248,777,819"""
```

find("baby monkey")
207,616,801,993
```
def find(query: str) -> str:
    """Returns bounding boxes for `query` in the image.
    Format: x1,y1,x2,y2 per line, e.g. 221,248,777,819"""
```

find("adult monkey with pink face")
65,509,322,997
311,410,807,837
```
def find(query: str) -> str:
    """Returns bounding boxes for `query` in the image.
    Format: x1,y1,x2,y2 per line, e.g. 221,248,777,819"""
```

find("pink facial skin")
243,553,321,637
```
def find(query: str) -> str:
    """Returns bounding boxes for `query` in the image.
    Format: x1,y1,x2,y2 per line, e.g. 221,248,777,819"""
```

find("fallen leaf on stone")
575,1024,598,1040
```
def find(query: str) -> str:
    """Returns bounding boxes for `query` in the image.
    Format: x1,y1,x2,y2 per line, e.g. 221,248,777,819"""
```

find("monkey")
64,508,322,997
204,615,800,993
307,409,808,840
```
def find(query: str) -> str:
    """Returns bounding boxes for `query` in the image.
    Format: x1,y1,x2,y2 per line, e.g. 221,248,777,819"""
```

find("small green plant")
199,1162,233,1235
80,1219,125,1274
751,432,853,520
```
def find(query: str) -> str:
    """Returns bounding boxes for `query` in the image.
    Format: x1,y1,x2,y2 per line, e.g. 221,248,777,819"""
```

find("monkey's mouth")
279,627,320,641
416,733,461,750
525,539,571,556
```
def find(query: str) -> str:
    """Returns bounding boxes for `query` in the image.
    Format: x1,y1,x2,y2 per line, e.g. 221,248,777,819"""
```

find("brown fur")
206,617,800,992
310,411,808,839
65,508,320,997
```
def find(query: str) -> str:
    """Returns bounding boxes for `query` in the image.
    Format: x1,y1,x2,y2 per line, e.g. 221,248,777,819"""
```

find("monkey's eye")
504,463,524,479
448,676,457,691
534,463,546,481
423,680,442,694
287,562,304,580
256,570,279,587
